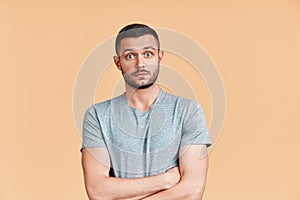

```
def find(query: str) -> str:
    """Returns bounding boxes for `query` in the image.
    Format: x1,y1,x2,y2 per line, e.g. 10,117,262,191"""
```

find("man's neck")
125,84,161,112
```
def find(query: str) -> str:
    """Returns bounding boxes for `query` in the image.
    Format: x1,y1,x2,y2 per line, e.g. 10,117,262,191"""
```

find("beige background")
1,0,300,199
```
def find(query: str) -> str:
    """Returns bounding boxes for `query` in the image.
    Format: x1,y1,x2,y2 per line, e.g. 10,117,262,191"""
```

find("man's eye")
145,51,153,57
126,54,135,60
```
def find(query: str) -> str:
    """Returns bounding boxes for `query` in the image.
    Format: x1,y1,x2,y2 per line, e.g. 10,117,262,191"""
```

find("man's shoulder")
161,90,199,108
87,93,124,113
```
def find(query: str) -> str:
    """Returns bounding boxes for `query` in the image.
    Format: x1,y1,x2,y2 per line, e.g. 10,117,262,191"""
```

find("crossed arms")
81,145,208,200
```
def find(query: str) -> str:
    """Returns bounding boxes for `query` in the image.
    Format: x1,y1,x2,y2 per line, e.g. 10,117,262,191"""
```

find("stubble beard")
121,64,160,90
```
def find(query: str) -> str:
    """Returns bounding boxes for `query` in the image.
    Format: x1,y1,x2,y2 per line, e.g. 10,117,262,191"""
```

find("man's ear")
113,56,121,70
158,50,164,63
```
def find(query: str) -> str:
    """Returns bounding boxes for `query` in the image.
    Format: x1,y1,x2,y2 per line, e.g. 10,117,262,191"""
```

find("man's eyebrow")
121,48,134,54
121,46,156,54
142,46,156,50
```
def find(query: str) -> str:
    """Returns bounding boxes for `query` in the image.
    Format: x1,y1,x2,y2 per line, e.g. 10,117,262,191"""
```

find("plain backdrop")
1,0,300,199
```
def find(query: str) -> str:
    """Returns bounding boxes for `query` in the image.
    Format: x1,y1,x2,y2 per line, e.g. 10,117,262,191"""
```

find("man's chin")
136,82,155,89
126,81,155,90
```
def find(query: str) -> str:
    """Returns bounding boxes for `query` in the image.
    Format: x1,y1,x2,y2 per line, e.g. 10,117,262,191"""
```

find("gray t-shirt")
81,89,211,178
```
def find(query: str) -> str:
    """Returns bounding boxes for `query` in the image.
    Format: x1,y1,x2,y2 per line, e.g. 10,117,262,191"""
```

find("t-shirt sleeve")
180,101,211,147
81,105,106,152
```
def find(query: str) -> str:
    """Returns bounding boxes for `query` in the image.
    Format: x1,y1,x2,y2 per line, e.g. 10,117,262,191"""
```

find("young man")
81,24,211,200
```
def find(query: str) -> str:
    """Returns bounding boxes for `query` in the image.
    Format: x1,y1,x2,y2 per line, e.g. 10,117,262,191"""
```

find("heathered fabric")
81,89,211,178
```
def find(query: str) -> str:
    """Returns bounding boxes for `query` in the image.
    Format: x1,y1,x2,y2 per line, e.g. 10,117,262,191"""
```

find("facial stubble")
121,63,160,90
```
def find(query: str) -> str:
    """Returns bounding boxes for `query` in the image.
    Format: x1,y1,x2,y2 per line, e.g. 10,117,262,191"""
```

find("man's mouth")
133,70,150,76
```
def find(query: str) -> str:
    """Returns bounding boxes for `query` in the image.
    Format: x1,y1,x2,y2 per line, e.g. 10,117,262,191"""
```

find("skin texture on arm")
142,145,209,200
81,147,180,200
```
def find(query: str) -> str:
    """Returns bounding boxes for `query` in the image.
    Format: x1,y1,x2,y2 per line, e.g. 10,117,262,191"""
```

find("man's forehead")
119,34,158,49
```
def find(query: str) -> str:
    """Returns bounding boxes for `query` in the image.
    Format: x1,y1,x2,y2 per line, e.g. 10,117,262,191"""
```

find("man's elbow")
190,189,204,200
86,185,111,200
184,189,204,200
181,183,205,200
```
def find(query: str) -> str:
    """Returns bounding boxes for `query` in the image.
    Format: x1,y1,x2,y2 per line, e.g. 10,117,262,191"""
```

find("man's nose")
136,53,145,68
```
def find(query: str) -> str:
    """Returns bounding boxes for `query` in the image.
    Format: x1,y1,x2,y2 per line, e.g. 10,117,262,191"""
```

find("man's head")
114,23,164,90
115,24,160,56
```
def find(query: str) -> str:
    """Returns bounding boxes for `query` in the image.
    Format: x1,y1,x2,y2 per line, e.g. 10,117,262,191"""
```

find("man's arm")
81,147,180,200
142,145,209,200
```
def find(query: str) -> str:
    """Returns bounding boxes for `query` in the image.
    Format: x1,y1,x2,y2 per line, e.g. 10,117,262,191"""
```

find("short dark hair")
115,23,160,56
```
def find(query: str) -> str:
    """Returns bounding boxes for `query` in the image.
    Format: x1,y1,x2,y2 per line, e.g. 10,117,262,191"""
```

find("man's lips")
133,70,150,76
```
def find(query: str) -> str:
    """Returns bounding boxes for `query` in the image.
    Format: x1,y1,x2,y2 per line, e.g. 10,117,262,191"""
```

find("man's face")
114,34,163,89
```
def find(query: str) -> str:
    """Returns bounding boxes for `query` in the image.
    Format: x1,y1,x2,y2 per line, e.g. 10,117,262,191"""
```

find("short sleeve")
81,105,106,152
180,101,211,147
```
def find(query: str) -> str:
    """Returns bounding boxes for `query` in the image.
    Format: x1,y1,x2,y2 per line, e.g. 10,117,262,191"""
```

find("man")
81,23,211,200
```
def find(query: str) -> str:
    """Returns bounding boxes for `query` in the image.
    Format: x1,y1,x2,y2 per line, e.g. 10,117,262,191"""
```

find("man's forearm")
141,179,205,200
89,174,167,200
86,168,180,200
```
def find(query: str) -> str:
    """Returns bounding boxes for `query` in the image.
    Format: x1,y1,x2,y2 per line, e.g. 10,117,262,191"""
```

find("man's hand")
164,167,181,189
